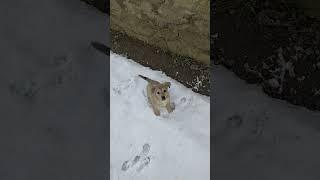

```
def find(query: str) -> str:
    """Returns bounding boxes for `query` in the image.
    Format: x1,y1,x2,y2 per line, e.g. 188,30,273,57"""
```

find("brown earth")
80,0,109,14
111,30,210,96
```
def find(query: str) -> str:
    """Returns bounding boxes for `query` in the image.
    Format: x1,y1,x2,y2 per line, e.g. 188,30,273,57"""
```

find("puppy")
139,75,175,116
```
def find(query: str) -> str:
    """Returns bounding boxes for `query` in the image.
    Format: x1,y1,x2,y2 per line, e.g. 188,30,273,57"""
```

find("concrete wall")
110,0,210,65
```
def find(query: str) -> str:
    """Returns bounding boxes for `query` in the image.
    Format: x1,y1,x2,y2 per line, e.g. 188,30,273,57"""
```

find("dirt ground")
111,30,210,96
80,0,109,14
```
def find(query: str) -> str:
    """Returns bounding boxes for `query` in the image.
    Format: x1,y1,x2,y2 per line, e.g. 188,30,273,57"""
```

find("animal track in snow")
121,143,151,173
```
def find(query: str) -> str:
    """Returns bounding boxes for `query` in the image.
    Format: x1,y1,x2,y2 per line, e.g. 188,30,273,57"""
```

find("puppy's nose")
161,96,165,100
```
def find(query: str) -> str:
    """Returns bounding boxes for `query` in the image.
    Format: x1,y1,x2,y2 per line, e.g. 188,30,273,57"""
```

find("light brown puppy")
139,75,175,116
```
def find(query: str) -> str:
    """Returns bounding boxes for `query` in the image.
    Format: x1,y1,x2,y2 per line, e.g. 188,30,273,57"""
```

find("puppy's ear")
162,82,171,88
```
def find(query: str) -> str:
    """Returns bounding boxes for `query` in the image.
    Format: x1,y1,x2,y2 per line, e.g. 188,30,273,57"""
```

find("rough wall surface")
111,0,210,65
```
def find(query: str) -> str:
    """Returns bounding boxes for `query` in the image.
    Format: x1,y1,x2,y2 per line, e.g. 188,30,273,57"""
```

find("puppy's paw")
171,102,175,110
154,109,160,116
166,103,175,113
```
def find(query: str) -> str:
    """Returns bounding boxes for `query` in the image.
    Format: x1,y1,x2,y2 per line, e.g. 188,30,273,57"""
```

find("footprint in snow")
121,143,151,172
136,156,151,172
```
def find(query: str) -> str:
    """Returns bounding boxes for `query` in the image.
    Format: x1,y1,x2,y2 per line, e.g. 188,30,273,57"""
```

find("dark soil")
111,30,210,96
80,0,109,15
213,0,320,110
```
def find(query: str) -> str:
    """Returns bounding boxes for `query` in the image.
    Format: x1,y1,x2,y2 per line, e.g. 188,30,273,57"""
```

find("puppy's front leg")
166,102,175,113
151,104,160,116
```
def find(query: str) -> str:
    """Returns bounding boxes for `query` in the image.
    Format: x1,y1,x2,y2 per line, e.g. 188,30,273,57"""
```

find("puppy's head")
152,82,171,103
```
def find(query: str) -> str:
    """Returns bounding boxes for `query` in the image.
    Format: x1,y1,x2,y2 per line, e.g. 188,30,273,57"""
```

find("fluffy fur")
139,75,175,116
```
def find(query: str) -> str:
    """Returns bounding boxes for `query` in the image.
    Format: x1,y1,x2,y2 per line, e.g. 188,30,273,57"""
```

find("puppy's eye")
157,92,160,94
163,90,166,92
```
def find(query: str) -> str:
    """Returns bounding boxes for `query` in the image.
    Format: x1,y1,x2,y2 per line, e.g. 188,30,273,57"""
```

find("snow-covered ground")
110,52,210,180
213,65,320,179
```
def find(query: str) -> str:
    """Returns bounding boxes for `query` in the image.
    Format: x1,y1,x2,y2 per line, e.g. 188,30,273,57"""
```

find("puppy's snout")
161,96,166,100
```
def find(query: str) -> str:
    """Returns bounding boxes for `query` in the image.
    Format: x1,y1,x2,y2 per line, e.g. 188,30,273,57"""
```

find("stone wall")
110,0,210,65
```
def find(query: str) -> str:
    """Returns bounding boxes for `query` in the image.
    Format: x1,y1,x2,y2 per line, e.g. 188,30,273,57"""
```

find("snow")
213,65,320,179
110,52,210,180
